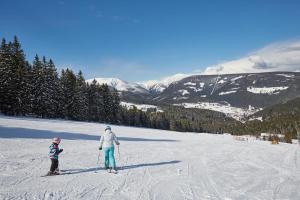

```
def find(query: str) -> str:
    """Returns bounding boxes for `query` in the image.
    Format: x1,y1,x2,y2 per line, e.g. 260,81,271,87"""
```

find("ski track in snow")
0,116,300,200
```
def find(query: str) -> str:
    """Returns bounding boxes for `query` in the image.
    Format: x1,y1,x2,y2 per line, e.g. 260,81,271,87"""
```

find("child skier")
99,126,120,173
47,137,63,175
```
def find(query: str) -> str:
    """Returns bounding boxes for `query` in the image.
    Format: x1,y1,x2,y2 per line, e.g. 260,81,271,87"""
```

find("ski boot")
111,168,118,174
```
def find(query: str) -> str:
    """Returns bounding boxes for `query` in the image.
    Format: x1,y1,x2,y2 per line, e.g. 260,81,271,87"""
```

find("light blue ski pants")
103,147,116,169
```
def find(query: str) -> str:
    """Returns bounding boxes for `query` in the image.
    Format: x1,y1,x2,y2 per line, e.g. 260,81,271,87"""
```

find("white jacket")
99,130,119,148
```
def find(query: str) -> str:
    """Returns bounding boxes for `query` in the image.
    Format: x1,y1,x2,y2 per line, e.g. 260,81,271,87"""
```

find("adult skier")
47,137,63,175
99,126,120,173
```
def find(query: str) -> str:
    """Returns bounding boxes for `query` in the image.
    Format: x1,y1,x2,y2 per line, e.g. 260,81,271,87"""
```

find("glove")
59,149,63,153
99,147,102,150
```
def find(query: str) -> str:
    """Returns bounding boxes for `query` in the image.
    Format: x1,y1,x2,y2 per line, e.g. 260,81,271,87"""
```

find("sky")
1,0,300,82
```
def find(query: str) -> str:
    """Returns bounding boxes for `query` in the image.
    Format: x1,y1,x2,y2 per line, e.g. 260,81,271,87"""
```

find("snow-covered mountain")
1,116,300,200
139,73,190,93
86,77,149,94
155,72,300,108
87,72,300,120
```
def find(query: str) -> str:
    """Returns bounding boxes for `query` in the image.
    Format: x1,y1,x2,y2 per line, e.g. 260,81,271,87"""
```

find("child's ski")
41,172,71,177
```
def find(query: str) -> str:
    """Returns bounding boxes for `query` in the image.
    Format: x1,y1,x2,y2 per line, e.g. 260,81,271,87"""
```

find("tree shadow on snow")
119,160,181,170
0,126,178,142
61,160,181,174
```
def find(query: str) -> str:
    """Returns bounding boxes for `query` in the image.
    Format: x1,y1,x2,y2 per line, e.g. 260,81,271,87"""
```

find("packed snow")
173,97,189,100
231,76,244,82
1,116,300,200
276,74,295,78
188,86,203,92
247,86,289,95
218,91,237,96
249,116,263,122
184,82,196,86
173,102,261,121
217,79,226,84
178,89,190,96
120,102,163,112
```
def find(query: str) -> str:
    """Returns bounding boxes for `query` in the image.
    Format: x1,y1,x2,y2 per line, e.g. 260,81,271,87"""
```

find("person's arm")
113,132,120,145
99,134,104,150
54,146,61,156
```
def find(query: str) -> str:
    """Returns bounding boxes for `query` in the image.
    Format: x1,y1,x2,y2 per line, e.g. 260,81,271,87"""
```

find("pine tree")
31,55,45,117
43,59,60,117
87,80,102,122
0,39,15,115
110,89,120,123
73,70,88,120
11,36,30,115
60,68,77,119
101,84,112,122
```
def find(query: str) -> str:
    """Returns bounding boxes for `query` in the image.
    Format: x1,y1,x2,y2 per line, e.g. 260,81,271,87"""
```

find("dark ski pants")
50,159,59,172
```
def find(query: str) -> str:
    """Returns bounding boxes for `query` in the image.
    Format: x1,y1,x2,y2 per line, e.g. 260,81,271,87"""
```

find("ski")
41,172,71,177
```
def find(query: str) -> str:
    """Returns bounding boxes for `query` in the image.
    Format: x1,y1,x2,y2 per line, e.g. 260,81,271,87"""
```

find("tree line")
0,36,119,122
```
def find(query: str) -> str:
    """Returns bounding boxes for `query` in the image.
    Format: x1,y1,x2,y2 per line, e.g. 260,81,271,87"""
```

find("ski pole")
117,145,121,160
117,145,122,170
97,151,101,169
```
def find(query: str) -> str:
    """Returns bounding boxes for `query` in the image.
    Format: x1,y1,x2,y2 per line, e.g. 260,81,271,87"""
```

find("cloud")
91,58,155,81
202,40,300,75
248,56,274,69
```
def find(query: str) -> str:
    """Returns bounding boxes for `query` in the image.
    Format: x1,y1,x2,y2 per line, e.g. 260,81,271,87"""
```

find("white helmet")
105,126,111,131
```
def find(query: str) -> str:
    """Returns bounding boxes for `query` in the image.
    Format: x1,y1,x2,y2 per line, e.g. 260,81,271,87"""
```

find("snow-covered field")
173,102,261,121
1,116,300,200
247,86,289,95
120,102,163,112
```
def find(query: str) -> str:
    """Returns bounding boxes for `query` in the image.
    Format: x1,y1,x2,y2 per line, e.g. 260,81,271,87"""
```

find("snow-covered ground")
247,86,289,95
1,116,300,200
120,102,163,112
173,102,261,121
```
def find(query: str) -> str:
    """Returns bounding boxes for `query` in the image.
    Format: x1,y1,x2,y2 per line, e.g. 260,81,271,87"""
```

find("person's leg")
53,160,59,174
108,147,116,169
50,159,56,172
54,160,59,173
103,148,110,169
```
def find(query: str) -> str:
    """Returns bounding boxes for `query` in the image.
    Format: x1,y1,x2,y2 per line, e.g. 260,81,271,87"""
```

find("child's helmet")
52,137,61,144
105,126,111,131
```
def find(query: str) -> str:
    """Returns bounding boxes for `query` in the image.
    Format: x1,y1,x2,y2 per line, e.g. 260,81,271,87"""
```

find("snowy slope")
86,78,149,94
1,116,300,200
